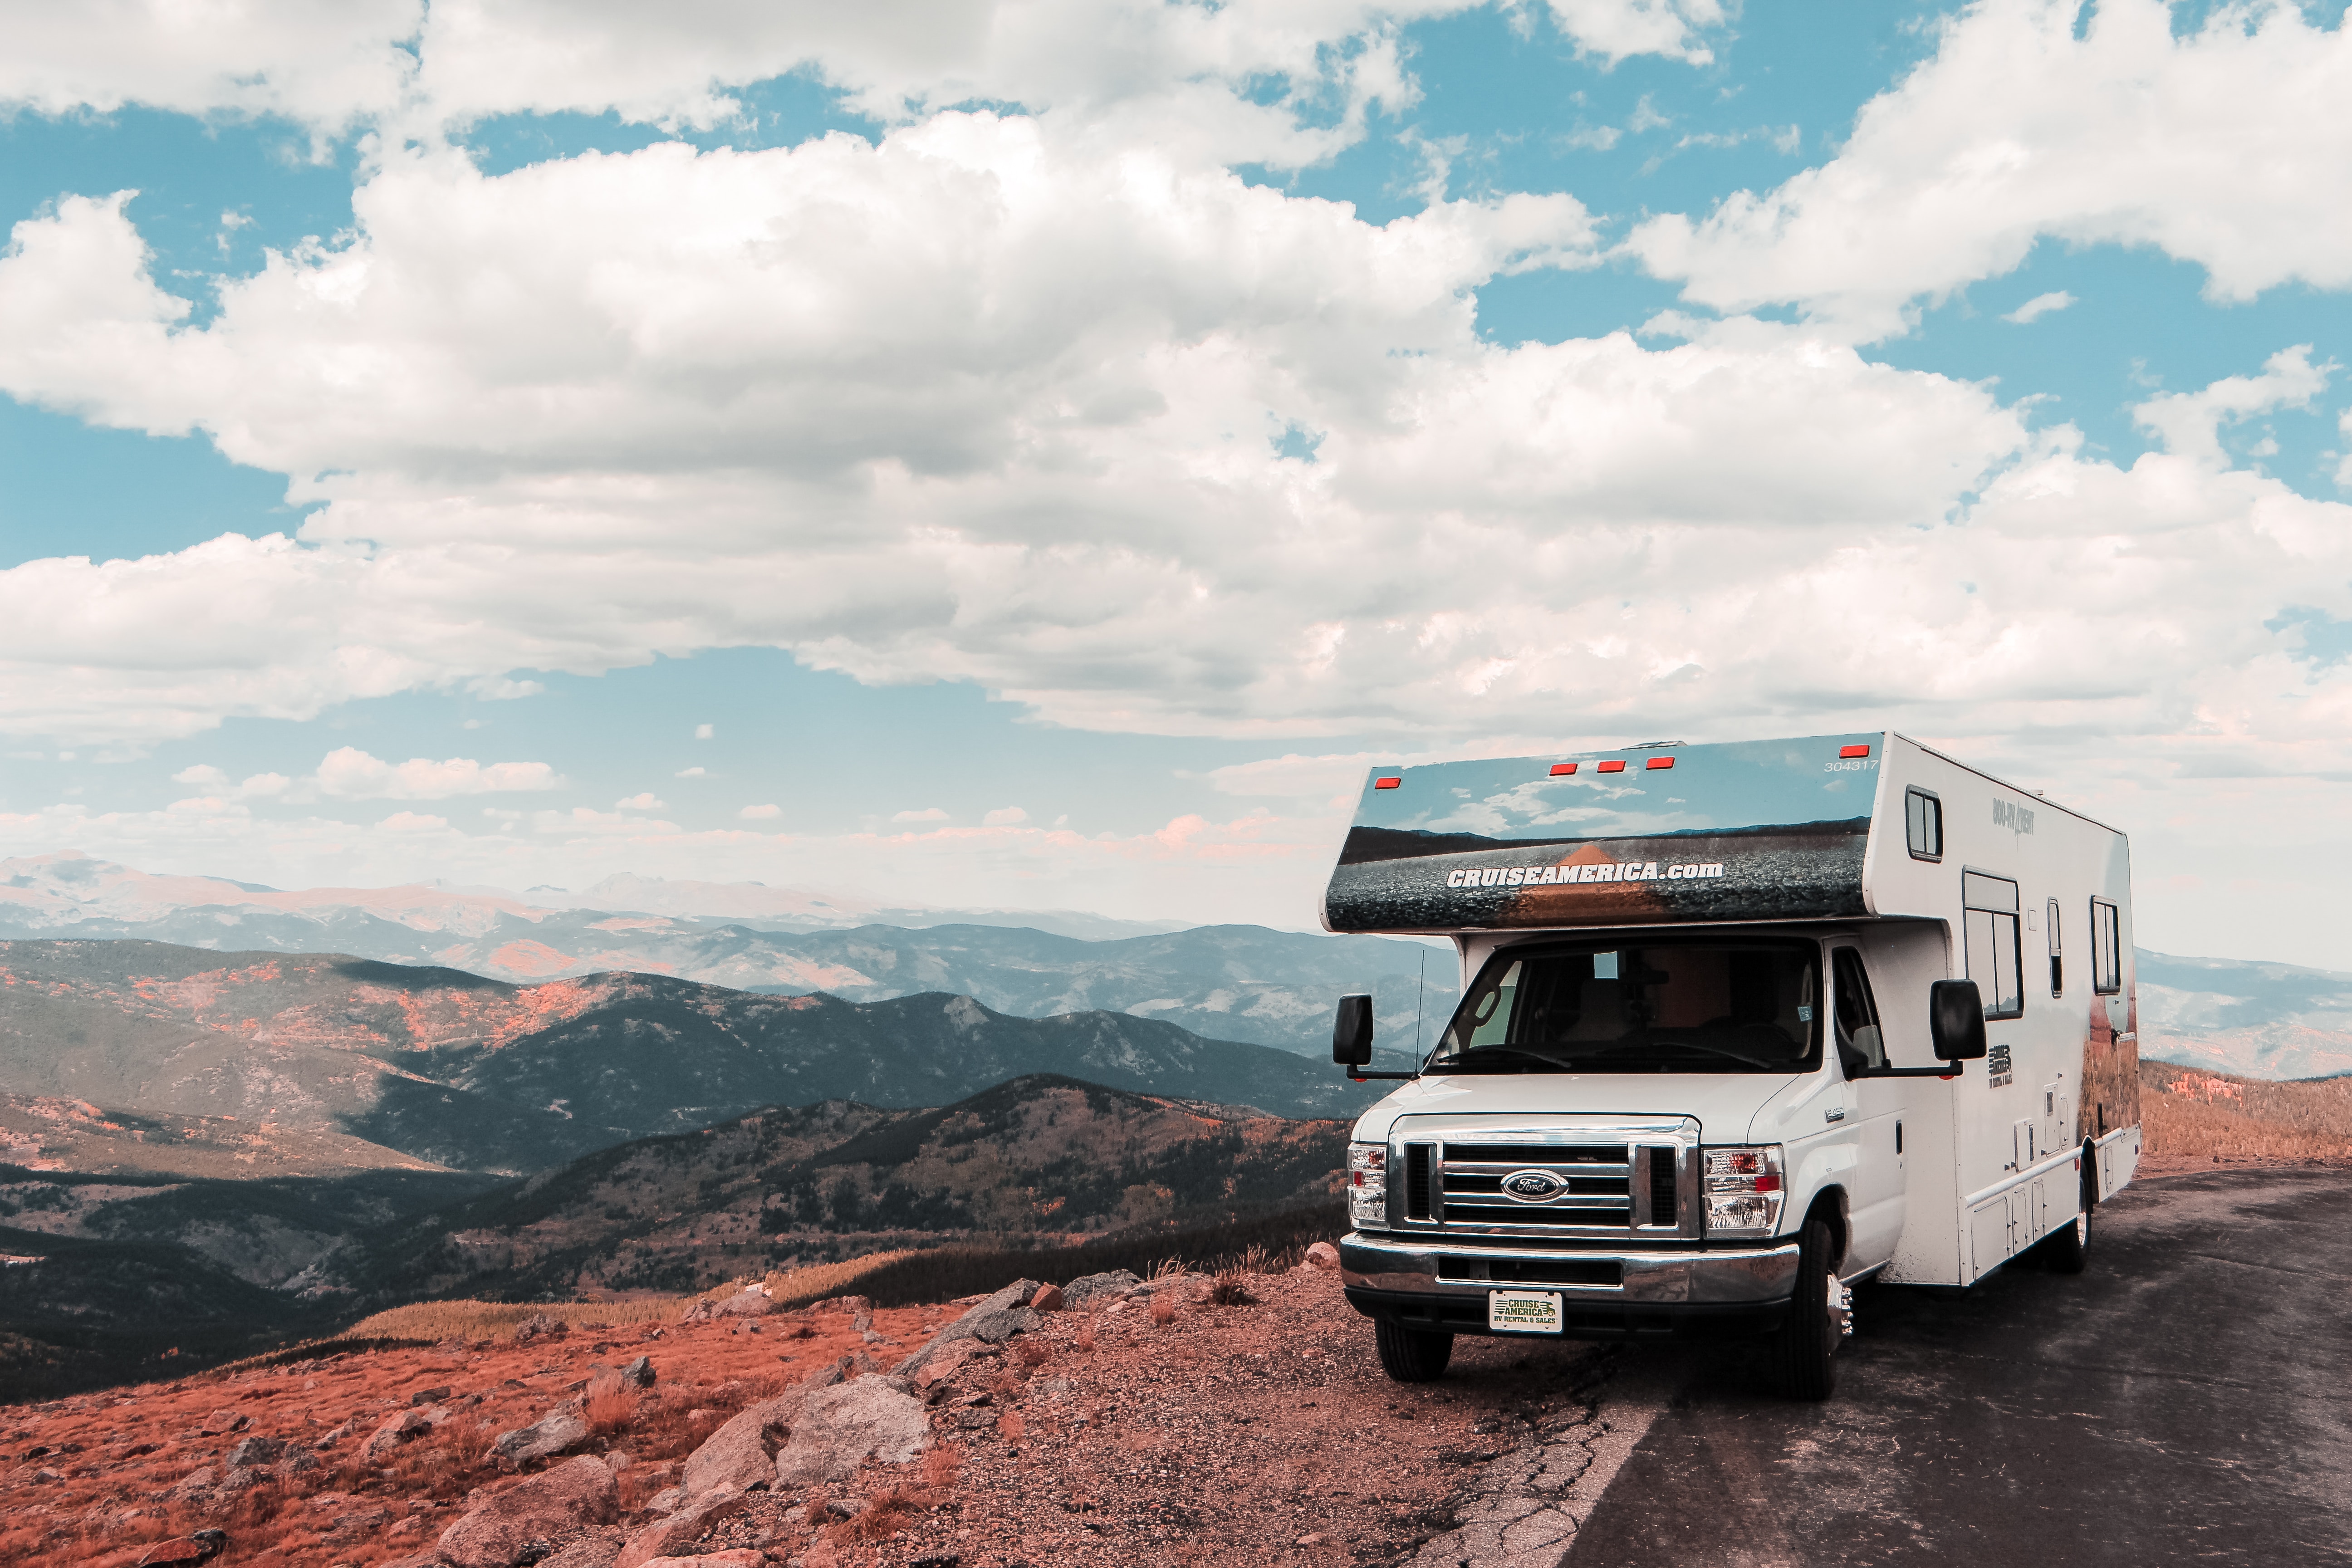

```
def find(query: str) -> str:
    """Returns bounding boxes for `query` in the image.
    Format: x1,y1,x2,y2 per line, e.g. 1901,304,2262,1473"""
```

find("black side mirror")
1332,994,1375,1066
1930,980,1989,1060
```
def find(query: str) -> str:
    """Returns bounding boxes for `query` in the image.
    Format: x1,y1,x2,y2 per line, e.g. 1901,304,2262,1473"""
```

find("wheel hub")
1826,1274,1854,1341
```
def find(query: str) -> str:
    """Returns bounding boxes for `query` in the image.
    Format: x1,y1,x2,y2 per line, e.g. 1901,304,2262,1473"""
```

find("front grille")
1400,1135,1692,1239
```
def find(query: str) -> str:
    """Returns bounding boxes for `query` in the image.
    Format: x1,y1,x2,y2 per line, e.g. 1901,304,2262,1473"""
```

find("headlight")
1348,1143,1388,1229
1702,1146,1786,1236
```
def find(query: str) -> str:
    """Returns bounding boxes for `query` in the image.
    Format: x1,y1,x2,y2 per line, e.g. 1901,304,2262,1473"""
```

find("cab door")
1831,946,1909,1269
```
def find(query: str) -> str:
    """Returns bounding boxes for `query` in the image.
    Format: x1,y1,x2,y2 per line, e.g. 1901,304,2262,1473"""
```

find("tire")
1374,1318,1454,1383
1765,1218,1843,1401
2035,1149,2095,1274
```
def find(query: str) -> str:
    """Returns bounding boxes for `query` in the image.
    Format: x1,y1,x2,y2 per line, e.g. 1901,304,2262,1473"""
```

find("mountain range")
0,938,1405,1176
0,853,1454,1057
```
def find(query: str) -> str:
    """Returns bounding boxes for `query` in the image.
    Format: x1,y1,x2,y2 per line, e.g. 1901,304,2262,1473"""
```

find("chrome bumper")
1339,1231,1802,1306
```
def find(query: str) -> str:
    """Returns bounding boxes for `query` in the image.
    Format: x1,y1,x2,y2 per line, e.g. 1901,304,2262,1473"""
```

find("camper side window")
1962,871,2024,1020
1905,787,1943,861
2090,898,2122,995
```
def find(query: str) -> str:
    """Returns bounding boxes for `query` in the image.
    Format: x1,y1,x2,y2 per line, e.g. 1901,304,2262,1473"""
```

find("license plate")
1488,1289,1563,1334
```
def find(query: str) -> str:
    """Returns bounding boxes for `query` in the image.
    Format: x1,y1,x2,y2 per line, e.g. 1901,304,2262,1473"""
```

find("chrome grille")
1387,1117,1700,1241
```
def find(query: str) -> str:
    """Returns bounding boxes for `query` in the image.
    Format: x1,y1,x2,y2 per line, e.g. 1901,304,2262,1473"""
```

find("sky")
2,0,2351,964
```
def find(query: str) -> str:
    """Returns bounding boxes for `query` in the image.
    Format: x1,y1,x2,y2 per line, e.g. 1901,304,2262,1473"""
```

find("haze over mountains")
0,853,1451,1058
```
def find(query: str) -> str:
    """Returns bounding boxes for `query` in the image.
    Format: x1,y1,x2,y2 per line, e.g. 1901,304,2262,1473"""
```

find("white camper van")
1323,732,2141,1399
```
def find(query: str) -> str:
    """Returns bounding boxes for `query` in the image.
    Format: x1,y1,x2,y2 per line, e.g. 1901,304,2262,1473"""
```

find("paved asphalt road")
1565,1169,2352,1567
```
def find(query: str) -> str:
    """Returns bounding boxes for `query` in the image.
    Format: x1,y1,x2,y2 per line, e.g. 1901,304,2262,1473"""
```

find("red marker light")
1549,763,1578,776
1597,760,1626,774
1645,756,1674,770
1374,777,1401,790
1839,744,1871,759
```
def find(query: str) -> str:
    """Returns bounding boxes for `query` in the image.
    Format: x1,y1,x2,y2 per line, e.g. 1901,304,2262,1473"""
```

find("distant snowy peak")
0,850,543,937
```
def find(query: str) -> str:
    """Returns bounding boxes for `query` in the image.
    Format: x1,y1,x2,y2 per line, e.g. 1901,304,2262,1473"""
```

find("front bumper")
1339,1231,1802,1341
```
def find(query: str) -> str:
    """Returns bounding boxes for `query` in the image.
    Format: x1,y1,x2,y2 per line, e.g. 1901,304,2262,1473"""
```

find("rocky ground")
0,1256,1617,1568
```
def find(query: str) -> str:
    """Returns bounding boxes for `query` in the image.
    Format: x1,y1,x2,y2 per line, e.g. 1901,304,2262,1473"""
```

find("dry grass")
336,1247,922,1347
585,1382,637,1436
1148,1292,1178,1328
342,1296,680,1342
2142,1060,2352,1164
750,1250,922,1311
1207,1271,1259,1307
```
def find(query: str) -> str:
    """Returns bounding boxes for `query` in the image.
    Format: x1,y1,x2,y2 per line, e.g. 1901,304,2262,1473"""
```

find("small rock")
1303,1240,1341,1271
364,1405,447,1461
495,1402,591,1465
197,1407,251,1437
642,1487,683,1515
711,1288,773,1318
513,1313,570,1346
1296,1532,1328,1546
136,1534,227,1567
225,1435,285,1467
617,1355,656,1389
412,1385,455,1406
1058,1269,1142,1309
436,1454,618,1568
637,1552,762,1568
1029,1283,1064,1313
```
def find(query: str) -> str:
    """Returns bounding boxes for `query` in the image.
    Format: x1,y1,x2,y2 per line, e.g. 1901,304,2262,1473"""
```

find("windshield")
1429,939,1822,1074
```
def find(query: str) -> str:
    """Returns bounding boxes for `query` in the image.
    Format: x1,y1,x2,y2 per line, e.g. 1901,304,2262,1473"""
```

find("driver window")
1831,948,1886,1073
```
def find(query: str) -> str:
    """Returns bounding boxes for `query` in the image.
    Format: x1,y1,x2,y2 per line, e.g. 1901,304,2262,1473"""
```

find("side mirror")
1929,980,1989,1060
1332,994,1375,1067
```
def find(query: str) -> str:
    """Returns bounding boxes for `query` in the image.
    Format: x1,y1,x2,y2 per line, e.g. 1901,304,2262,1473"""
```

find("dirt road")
1557,1168,2352,1567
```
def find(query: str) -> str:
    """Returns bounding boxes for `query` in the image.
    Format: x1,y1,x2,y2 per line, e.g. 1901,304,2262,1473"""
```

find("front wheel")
1765,1218,1845,1401
1374,1318,1454,1383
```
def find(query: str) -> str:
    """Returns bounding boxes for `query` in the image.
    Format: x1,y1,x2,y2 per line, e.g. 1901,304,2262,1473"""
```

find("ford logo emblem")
1501,1169,1564,1201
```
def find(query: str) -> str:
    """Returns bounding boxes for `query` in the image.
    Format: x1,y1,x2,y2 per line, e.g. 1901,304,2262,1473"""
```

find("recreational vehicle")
1324,732,2141,1398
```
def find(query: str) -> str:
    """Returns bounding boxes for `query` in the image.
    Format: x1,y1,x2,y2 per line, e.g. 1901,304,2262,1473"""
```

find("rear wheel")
1766,1218,1844,1401
2035,1151,2095,1274
1374,1318,1454,1383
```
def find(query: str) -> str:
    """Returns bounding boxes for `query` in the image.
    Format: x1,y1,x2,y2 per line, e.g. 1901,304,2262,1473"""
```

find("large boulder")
434,1455,618,1568
679,1394,804,1498
512,1313,569,1347
772,1377,929,1487
710,1289,773,1318
615,1489,751,1568
893,1279,1044,1377
493,1401,590,1465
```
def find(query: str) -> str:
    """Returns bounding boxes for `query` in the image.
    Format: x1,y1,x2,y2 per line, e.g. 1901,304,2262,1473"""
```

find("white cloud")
1628,0,2352,339
738,803,782,819
981,806,1029,826
0,0,420,134
0,2,1728,166
316,746,563,800
1544,0,1728,65
615,792,666,810
2132,345,2330,468
2002,290,2073,324
377,810,451,832
675,766,706,778
893,807,949,822
693,724,715,740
